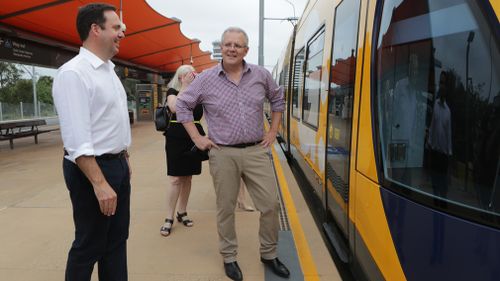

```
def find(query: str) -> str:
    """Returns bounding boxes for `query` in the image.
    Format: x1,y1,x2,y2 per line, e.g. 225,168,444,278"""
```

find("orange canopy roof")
0,0,218,73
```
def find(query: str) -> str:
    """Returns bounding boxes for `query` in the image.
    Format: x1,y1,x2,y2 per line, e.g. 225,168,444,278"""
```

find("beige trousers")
208,145,280,263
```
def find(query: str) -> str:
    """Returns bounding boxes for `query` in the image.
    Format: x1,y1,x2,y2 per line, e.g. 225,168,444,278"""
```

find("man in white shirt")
52,3,131,280
428,71,452,204
391,53,426,169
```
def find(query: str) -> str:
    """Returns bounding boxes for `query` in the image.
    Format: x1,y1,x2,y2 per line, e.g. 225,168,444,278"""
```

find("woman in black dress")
160,65,205,237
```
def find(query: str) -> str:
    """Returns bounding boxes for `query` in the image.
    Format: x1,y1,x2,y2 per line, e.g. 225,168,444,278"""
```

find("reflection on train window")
326,0,361,203
292,48,305,119
279,69,284,88
268,68,286,117
302,28,325,129
376,0,500,215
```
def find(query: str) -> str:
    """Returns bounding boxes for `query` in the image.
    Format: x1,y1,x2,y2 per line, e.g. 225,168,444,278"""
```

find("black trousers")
63,156,131,281
430,149,449,203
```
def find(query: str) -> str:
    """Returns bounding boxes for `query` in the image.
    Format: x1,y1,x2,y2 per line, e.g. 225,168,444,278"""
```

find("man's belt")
222,140,262,148
64,149,128,160
97,150,128,160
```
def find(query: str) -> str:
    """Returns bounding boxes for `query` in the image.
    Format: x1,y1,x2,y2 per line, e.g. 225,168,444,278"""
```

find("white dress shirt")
428,99,452,156
53,47,131,163
391,77,426,167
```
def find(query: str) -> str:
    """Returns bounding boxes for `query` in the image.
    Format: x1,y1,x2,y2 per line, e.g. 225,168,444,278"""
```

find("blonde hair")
167,65,195,91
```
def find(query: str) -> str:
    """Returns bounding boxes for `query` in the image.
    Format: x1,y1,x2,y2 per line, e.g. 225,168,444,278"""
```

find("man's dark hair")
76,3,116,42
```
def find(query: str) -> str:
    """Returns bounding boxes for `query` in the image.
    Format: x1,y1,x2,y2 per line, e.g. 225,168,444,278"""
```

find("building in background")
212,40,222,61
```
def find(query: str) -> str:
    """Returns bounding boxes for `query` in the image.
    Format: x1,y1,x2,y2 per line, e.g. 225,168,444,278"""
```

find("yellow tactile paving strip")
271,145,320,281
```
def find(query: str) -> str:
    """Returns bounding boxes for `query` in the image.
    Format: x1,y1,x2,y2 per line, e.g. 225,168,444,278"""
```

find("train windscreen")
375,0,500,216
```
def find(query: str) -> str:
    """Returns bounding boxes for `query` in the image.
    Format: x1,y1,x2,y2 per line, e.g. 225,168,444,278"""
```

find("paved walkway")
0,121,340,281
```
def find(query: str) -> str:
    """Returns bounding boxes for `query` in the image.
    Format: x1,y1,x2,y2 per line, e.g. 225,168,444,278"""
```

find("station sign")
0,35,74,68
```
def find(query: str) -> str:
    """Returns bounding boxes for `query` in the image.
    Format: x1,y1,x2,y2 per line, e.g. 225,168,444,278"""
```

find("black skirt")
165,135,202,176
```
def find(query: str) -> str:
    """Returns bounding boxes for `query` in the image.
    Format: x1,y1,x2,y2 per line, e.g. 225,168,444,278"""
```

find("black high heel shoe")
160,218,173,236
176,212,194,227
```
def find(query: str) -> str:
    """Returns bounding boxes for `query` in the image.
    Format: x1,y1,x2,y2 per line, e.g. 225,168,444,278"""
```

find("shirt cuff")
175,111,195,123
270,104,286,112
65,145,94,163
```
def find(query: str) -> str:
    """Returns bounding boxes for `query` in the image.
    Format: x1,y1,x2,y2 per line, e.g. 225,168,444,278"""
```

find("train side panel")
276,0,500,280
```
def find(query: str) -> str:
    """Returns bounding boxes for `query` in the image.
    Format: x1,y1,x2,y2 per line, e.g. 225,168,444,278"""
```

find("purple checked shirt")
176,62,285,145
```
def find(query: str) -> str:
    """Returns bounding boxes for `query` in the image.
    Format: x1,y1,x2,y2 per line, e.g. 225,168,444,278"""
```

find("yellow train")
273,0,500,280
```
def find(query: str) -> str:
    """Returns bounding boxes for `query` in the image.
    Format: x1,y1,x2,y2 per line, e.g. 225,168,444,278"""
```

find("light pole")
465,31,474,94
20,64,39,118
465,31,474,187
259,0,264,66
32,65,38,118
258,0,298,67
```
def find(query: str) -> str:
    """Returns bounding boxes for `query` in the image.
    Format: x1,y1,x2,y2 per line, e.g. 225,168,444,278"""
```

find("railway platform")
0,121,341,281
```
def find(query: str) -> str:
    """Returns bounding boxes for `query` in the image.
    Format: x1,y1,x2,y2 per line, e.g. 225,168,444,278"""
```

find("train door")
324,0,362,240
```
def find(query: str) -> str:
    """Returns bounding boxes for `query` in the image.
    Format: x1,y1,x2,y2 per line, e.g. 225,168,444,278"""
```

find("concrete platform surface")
0,121,341,281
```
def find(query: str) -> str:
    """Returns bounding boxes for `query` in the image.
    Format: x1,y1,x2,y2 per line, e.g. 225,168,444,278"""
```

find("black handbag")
154,100,172,132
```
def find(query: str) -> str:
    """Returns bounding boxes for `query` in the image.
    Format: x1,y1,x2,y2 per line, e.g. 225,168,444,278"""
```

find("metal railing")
0,102,57,121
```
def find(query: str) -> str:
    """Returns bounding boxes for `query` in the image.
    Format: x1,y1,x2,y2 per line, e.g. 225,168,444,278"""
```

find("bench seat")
0,119,59,149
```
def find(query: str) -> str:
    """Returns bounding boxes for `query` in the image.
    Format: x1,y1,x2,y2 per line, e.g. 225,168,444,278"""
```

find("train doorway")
324,0,362,241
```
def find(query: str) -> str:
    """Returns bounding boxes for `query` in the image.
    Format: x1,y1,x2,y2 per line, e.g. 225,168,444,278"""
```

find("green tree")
0,62,21,88
0,62,22,102
11,79,33,103
0,79,32,104
36,76,54,104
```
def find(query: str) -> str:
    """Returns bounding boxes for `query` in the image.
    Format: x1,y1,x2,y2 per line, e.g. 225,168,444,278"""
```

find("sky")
146,0,308,70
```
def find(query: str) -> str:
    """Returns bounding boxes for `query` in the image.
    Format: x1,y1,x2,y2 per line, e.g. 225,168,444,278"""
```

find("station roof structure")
0,0,218,73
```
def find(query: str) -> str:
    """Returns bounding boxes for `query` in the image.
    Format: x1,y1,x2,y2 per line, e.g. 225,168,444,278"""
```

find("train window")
292,48,305,119
302,28,325,129
283,63,289,97
375,0,500,216
282,64,289,129
326,0,361,203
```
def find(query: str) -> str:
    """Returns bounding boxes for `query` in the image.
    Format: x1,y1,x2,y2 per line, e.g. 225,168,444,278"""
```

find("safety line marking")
271,144,320,281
